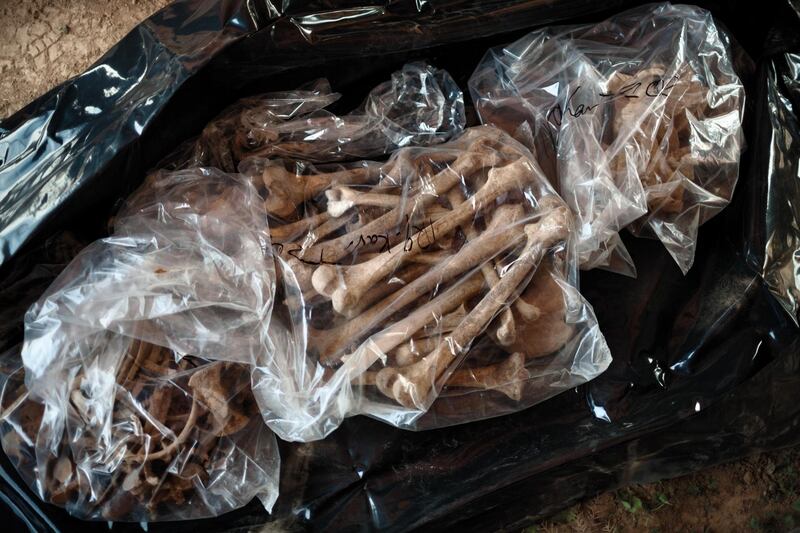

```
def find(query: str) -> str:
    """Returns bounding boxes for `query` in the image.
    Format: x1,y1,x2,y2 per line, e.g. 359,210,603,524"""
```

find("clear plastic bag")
192,61,465,172
0,168,280,521
469,2,745,274
245,125,612,440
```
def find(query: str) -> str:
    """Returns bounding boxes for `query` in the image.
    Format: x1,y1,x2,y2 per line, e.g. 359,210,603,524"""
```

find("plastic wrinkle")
191,61,465,172
0,0,798,530
469,3,745,275
0,169,281,521
247,125,611,440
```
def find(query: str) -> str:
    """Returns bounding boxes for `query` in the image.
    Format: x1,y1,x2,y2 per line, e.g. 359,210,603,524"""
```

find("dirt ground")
1,1,799,532
0,0,171,118
532,448,800,533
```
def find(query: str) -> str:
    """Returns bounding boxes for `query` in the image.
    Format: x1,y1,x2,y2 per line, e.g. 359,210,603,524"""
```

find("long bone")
270,211,331,243
374,202,571,409
314,157,538,315
447,187,516,346
504,263,575,358
380,149,460,185
326,187,401,217
295,210,450,294
262,164,379,218
417,303,467,338
444,352,529,400
327,274,485,366
299,132,511,271
311,202,529,364
406,250,456,266
277,211,360,296
392,336,440,366
386,303,469,366
275,212,355,261
288,206,453,297
391,303,467,366
377,125,515,184
356,352,528,401
339,261,430,319
295,211,357,248
343,204,453,254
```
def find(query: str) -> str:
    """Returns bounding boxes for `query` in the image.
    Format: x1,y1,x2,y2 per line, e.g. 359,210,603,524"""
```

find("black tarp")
1,0,799,530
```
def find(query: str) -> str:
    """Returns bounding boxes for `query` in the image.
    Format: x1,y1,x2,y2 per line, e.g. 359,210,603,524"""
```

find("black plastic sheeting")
1,0,800,531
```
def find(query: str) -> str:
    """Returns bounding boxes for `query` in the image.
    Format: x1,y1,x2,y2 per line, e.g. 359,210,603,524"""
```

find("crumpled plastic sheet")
469,3,745,275
243,125,611,441
0,168,281,521
1,59,600,518
190,61,465,171
0,0,798,531
749,52,800,323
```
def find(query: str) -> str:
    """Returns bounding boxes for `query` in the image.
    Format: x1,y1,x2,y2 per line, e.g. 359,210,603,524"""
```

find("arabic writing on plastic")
272,215,438,265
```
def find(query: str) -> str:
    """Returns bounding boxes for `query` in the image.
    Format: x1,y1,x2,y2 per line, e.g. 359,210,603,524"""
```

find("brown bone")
270,211,331,243
299,129,510,270
326,186,400,217
338,274,486,366
311,202,529,364
505,264,576,358
447,187,517,346
374,202,571,408
445,352,529,400
357,352,528,401
315,157,538,315
262,164,379,218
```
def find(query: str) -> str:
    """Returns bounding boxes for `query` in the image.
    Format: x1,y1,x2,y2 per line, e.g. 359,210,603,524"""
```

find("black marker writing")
550,74,681,126
546,86,600,127
273,216,440,266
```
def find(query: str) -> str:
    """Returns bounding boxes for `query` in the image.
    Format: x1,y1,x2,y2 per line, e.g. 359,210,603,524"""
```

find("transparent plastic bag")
0,168,280,521
192,61,465,172
244,125,612,440
469,2,745,274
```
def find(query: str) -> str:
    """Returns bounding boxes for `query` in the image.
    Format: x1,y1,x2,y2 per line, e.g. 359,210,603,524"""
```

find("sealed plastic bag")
245,125,611,440
0,168,280,521
469,3,745,274
191,61,465,172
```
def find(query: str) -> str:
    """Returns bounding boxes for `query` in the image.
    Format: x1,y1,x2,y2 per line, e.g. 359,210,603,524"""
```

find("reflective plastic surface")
0,0,798,530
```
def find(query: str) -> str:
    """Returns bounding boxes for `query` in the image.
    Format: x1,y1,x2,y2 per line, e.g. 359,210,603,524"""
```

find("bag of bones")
246,125,612,439
469,2,745,275
0,62,471,521
0,168,281,521
189,61,466,172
